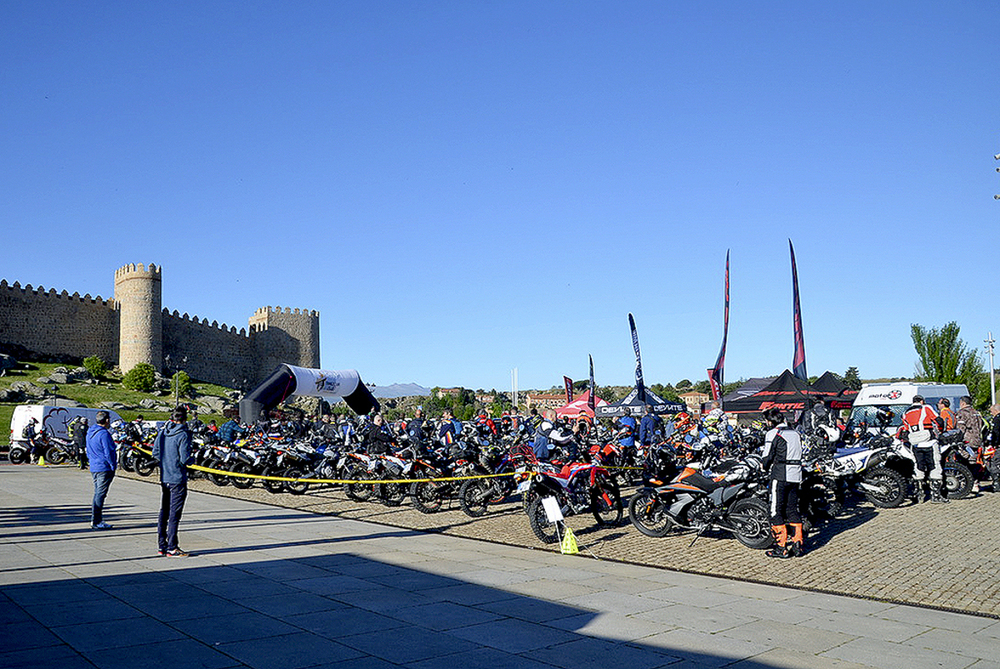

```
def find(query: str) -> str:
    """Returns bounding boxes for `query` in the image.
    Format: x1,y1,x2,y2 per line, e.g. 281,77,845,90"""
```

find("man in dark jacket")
152,407,193,556
86,411,118,529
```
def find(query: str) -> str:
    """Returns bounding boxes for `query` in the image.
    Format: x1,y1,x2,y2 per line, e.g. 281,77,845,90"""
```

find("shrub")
172,371,193,399
83,355,107,379
122,363,156,392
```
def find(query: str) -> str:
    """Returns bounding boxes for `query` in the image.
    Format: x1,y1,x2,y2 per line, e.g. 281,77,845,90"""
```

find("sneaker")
165,548,189,557
91,522,113,530
157,549,167,556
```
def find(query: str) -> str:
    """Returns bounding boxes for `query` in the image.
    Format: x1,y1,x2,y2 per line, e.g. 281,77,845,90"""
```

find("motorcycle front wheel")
628,489,673,537
230,462,255,490
943,462,974,499
729,497,773,549
459,478,492,517
134,455,157,477
527,496,561,544
590,475,623,526
410,481,446,514
283,467,309,495
8,447,29,465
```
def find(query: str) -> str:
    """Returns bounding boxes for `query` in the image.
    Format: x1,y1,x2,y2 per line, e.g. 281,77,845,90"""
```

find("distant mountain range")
367,383,432,399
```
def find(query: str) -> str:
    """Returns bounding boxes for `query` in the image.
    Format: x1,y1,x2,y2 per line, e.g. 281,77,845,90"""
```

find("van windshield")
847,405,906,430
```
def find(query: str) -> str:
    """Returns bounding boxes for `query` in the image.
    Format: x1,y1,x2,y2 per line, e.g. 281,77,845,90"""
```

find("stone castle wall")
0,265,320,389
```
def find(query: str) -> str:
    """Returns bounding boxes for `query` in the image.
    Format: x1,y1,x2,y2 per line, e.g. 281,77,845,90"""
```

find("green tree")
83,355,107,379
911,322,988,407
122,363,156,392
843,366,862,391
694,380,712,395
172,371,193,399
676,379,692,389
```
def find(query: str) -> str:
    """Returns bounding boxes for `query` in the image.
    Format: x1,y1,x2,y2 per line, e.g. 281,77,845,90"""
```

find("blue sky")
2,2,998,391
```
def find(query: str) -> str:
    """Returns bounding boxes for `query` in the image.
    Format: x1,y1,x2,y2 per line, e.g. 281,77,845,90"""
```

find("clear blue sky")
2,2,998,392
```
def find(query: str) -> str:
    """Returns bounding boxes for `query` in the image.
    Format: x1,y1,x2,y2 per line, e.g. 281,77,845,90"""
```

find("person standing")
760,408,804,558
152,406,193,556
937,398,956,431
899,395,947,504
70,416,89,470
85,411,117,530
987,404,1000,490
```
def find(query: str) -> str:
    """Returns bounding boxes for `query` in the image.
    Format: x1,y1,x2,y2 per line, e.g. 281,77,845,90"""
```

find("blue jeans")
91,470,115,525
158,482,188,552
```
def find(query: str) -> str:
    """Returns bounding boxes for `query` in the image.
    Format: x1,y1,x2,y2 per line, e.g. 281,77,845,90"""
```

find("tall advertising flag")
628,313,647,403
707,250,730,402
563,376,574,404
789,239,808,382
588,355,596,412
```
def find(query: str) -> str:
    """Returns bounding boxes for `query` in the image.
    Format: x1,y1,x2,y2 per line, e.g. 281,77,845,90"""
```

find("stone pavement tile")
171,611,302,645
976,620,1000,639
312,658,398,669
420,582,520,606
460,568,538,587
719,619,857,655
500,577,602,601
799,611,930,643
0,595,32,623
877,604,996,634
706,596,821,625
22,595,144,626
0,566,72,586
240,560,341,582
402,645,557,669
448,617,581,653
641,585,743,608
331,585,435,613
906,628,1000,661
196,574,302,599
241,592,346,617
87,638,243,669
521,565,606,582
967,660,1000,669
728,647,871,669
576,575,659,594
129,591,253,622
782,592,896,616
4,619,66,651
387,600,505,630
286,607,409,638
169,563,284,585
322,560,406,579
638,629,774,668
823,637,976,669
634,603,755,634
4,579,107,606
101,579,207,605
706,579,804,602
51,616,186,652
286,574,374,595
0,644,93,669
561,591,673,615
530,636,681,669
370,570,464,591
294,553,369,570
338,625,482,664
218,631,363,669
480,595,589,623
471,556,555,572
546,611,677,642
400,557,483,576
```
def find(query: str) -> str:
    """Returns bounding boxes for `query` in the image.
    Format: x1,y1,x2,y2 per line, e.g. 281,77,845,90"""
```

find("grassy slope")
0,362,232,445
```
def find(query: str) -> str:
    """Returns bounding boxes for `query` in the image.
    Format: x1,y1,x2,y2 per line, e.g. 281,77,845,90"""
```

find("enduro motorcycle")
870,430,975,502
458,441,532,517
522,462,622,544
801,429,908,514
627,456,773,549
7,441,31,465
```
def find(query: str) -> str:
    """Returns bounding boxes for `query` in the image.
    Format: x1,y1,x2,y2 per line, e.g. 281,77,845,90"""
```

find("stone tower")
114,263,163,374
248,306,321,376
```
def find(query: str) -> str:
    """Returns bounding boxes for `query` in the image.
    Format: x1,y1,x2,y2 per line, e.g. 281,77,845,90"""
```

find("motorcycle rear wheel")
205,458,230,486
729,497,773,549
134,455,157,477
862,466,907,508
230,462,255,490
45,446,67,466
459,479,492,517
527,496,561,544
378,476,407,506
345,467,375,502
628,489,673,537
283,467,309,495
943,462,974,500
590,475,623,526
119,449,137,473
411,481,446,513
262,466,286,494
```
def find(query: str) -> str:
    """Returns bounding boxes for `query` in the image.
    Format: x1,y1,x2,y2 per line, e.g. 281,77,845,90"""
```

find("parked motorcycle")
523,462,622,544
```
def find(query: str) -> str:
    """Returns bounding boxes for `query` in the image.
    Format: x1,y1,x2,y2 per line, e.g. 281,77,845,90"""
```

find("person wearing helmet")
533,409,576,461
69,416,90,469
898,395,947,504
638,406,663,447
760,407,804,558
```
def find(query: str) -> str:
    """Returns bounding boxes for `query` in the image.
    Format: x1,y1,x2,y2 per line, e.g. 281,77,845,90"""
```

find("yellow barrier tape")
129,445,520,485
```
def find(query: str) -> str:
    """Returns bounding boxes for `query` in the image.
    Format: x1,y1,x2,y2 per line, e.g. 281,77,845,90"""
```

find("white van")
847,382,970,429
9,405,125,447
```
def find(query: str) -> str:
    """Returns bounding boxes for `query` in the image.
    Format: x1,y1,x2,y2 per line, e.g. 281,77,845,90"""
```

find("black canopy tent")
239,364,380,424
722,369,833,415
595,387,686,418
811,371,859,410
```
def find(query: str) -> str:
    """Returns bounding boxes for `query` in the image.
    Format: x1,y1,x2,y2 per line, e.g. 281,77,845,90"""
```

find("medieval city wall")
0,280,119,363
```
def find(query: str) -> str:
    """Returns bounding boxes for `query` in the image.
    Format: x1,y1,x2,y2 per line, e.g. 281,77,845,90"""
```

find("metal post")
987,332,996,406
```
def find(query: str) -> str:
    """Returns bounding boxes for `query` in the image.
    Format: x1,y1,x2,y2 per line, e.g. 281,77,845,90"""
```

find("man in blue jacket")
152,406,194,556
85,411,117,529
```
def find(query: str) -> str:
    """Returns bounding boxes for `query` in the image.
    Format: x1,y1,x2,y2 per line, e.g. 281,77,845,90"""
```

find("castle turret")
114,263,163,373
249,306,320,380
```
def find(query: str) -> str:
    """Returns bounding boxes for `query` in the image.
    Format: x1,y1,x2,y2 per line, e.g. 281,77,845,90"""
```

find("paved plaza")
2,464,999,669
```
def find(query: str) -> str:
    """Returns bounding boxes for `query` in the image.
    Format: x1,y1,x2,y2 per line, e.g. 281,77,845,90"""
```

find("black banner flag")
790,240,808,382
628,313,646,403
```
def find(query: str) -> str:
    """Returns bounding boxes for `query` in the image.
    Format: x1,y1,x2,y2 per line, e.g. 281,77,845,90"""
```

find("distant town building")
435,387,463,399
679,390,710,415
525,392,565,412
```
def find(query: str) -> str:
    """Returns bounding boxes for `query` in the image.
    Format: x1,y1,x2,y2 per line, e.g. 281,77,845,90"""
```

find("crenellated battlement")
0,279,114,307
252,306,320,318
114,262,161,280
163,308,249,337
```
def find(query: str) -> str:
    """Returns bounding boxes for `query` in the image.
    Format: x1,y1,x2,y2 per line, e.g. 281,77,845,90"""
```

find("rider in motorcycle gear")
760,408,804,558
899,395,947,503
533,409,576,461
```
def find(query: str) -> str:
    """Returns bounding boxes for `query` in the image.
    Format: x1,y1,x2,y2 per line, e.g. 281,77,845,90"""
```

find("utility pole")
987,332,996,406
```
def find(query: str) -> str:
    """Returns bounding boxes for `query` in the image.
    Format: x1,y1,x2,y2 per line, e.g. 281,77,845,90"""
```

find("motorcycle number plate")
516,480,531,493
